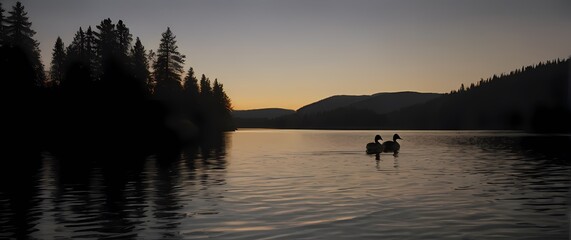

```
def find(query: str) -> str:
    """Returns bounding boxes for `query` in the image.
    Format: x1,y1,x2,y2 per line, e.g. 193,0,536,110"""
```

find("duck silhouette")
382,134,402,154
366,135,383,154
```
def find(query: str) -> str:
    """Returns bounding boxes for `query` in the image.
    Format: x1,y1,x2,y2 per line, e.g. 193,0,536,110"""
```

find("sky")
3,0,571,110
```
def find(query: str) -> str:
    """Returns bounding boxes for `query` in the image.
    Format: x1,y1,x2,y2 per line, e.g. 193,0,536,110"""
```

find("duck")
366,135,383,154
382,134,402,154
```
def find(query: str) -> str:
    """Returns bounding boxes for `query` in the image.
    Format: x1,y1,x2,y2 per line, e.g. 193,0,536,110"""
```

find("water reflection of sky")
0,130,569,239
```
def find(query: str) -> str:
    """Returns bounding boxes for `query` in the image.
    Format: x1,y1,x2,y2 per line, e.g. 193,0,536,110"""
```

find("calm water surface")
1,130,569,239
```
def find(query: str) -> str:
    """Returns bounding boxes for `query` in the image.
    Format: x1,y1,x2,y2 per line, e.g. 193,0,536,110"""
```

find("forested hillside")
243,58,570,132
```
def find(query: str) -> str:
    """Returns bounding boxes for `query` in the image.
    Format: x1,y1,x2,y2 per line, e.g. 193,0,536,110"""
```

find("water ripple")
0,131,569,239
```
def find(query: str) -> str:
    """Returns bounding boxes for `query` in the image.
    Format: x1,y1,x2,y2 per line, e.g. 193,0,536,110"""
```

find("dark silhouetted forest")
389,58,570,132
0,2,234,158
236,59,570,132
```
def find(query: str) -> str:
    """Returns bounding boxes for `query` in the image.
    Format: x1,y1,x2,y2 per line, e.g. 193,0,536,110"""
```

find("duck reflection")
373,153,399,171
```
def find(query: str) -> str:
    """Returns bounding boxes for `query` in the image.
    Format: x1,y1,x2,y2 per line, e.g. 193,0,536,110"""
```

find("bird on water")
382,134,402,154
366,135,383,154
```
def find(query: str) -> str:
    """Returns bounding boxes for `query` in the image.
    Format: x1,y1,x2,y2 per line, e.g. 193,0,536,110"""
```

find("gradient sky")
4,0,571,110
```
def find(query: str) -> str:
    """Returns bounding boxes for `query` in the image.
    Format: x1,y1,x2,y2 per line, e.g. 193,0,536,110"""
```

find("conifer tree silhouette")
5,1,44,84
153,27,185,99
131,37,150,90
49,37,66,86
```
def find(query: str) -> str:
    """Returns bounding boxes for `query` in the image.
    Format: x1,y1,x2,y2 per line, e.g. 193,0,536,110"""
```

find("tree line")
0,2,234,157
242,58,570,132
450,59,568,94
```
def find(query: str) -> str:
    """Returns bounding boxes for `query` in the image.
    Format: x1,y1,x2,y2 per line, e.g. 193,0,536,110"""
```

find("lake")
1,130,569,239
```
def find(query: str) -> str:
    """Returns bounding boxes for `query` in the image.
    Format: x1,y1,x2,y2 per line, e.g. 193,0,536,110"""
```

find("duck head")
393,134,402,141
375,135,383,143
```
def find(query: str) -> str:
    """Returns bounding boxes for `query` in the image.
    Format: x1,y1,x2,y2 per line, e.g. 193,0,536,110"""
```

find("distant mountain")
297,92,441,115
234,92,442,129
251,57,570,132
297,95,370,114
233,108,295,119
349,92,442,114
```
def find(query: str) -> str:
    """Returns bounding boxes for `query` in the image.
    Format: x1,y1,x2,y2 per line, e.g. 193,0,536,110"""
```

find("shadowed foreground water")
0,130,569,239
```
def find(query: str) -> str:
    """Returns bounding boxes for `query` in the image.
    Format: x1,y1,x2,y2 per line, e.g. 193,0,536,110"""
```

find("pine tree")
65,27,94,84
95,18,116,61
5,1,45,84
67,27,85,61
198,74,213,121
84,26,98,77
199,74,212,99
183,67,199,98
182,66,200,119
5,2,33,45
130,37,150,86
198,77,234,131
116,20,132,59
67,27,97,70
212,78,233,115
153,27,185,96
50,37,66,86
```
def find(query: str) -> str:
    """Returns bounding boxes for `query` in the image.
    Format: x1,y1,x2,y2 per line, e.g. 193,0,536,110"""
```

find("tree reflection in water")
0,133,229,239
